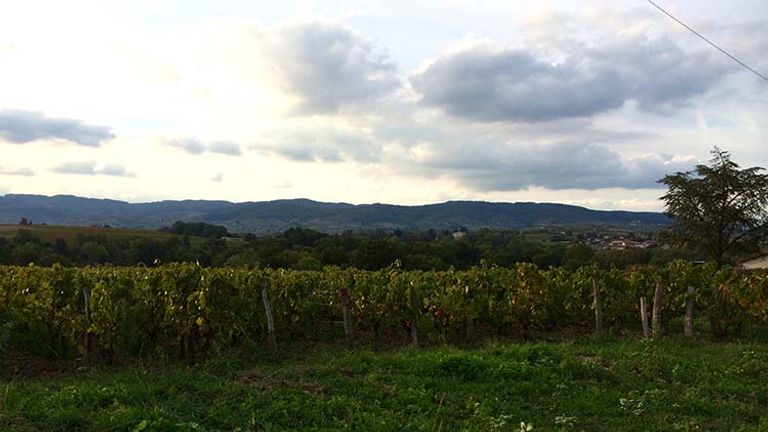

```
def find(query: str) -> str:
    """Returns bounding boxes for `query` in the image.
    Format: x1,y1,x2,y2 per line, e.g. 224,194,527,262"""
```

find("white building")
742,256,768,270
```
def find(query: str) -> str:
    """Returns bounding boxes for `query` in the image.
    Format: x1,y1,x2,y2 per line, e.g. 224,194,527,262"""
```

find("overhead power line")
648,0,768,83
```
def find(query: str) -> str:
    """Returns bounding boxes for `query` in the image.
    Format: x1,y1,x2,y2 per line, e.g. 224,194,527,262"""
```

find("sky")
0,0,765,211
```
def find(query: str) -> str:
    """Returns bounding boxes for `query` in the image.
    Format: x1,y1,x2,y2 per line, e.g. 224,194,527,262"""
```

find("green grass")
2,337,768,431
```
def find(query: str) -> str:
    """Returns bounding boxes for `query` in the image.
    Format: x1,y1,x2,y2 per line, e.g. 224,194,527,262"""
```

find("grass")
2,337,768,431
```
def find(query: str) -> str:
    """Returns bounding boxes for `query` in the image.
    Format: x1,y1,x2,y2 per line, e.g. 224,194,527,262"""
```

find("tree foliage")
659,147,768,267
160,221,230,238
1,225,683,270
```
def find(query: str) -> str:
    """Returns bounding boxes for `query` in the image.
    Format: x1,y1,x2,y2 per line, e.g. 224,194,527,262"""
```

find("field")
2,337,768,431
0,224,179,243
2,263,767,430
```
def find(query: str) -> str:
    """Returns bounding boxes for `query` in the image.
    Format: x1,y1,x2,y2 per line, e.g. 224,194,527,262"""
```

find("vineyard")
1,262,767,361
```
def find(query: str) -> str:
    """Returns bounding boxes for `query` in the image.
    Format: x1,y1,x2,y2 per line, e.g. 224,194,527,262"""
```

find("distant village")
585,236,657,250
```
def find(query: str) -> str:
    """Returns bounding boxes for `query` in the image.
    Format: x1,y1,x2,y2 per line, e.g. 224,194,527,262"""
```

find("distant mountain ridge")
0,194,670,233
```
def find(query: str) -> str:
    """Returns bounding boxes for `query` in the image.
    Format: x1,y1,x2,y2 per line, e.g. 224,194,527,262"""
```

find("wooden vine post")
639,297,650,338
339,288,353,338
83,286,91,365
410,321,420,347
593,278,604,336
684,286,695,337
652,282,664,337
465,317,475,342
261,287,276,350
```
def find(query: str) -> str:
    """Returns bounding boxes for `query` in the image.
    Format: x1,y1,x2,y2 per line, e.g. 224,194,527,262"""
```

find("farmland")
0,261,768,359
1,262,766,358
0,224,179,243
1,262,767,430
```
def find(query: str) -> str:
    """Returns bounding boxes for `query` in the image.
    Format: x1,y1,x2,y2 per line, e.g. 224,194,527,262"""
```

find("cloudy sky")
0,0,765,210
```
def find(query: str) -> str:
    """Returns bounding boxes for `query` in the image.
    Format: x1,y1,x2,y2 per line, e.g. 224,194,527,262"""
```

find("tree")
564,244,595,269
659,147,768,268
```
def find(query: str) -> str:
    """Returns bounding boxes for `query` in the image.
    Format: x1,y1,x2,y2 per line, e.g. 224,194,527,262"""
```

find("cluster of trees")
159,221,232,239
0,231,227,267
0,226,689,270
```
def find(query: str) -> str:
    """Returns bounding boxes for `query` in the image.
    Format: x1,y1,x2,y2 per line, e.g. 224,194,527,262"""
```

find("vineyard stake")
261,288,276,350
339,288,353,337
593,278,604,336
83,286,91,365
640,296,650,338
410,321,420,347
684,286,695,337
652,282,663,337
465,317,475,342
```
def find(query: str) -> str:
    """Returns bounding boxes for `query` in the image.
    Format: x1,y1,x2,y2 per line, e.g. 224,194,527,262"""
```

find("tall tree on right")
658,147,768,268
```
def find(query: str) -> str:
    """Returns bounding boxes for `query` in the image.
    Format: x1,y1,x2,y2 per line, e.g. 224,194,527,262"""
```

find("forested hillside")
0,194,670,233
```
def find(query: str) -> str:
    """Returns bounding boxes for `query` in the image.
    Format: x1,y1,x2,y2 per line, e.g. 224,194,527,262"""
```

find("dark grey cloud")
0,110,115,146
167,138,242,156
272,23,400,114
395,139,692,191
52,161,134,177
374,113,653,150
254,126,380,163
0,166,33,176
410,35,733,122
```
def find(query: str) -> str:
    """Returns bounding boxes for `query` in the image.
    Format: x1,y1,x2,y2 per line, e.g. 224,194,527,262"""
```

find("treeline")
0,230,227,267
158,221,231,238
0,226,690,270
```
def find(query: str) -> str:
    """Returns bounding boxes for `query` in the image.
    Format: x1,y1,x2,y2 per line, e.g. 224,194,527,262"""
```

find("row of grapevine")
0,262,766,360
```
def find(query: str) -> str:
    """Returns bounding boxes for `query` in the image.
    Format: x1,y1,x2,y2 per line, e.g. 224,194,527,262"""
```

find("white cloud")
167,138,242,156
266,22,401,114
0,166,33,176
253,122,381,163
208,142,242,156
52,161,135,177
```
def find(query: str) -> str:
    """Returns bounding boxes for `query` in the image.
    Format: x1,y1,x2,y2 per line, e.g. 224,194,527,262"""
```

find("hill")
0,194,670,234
